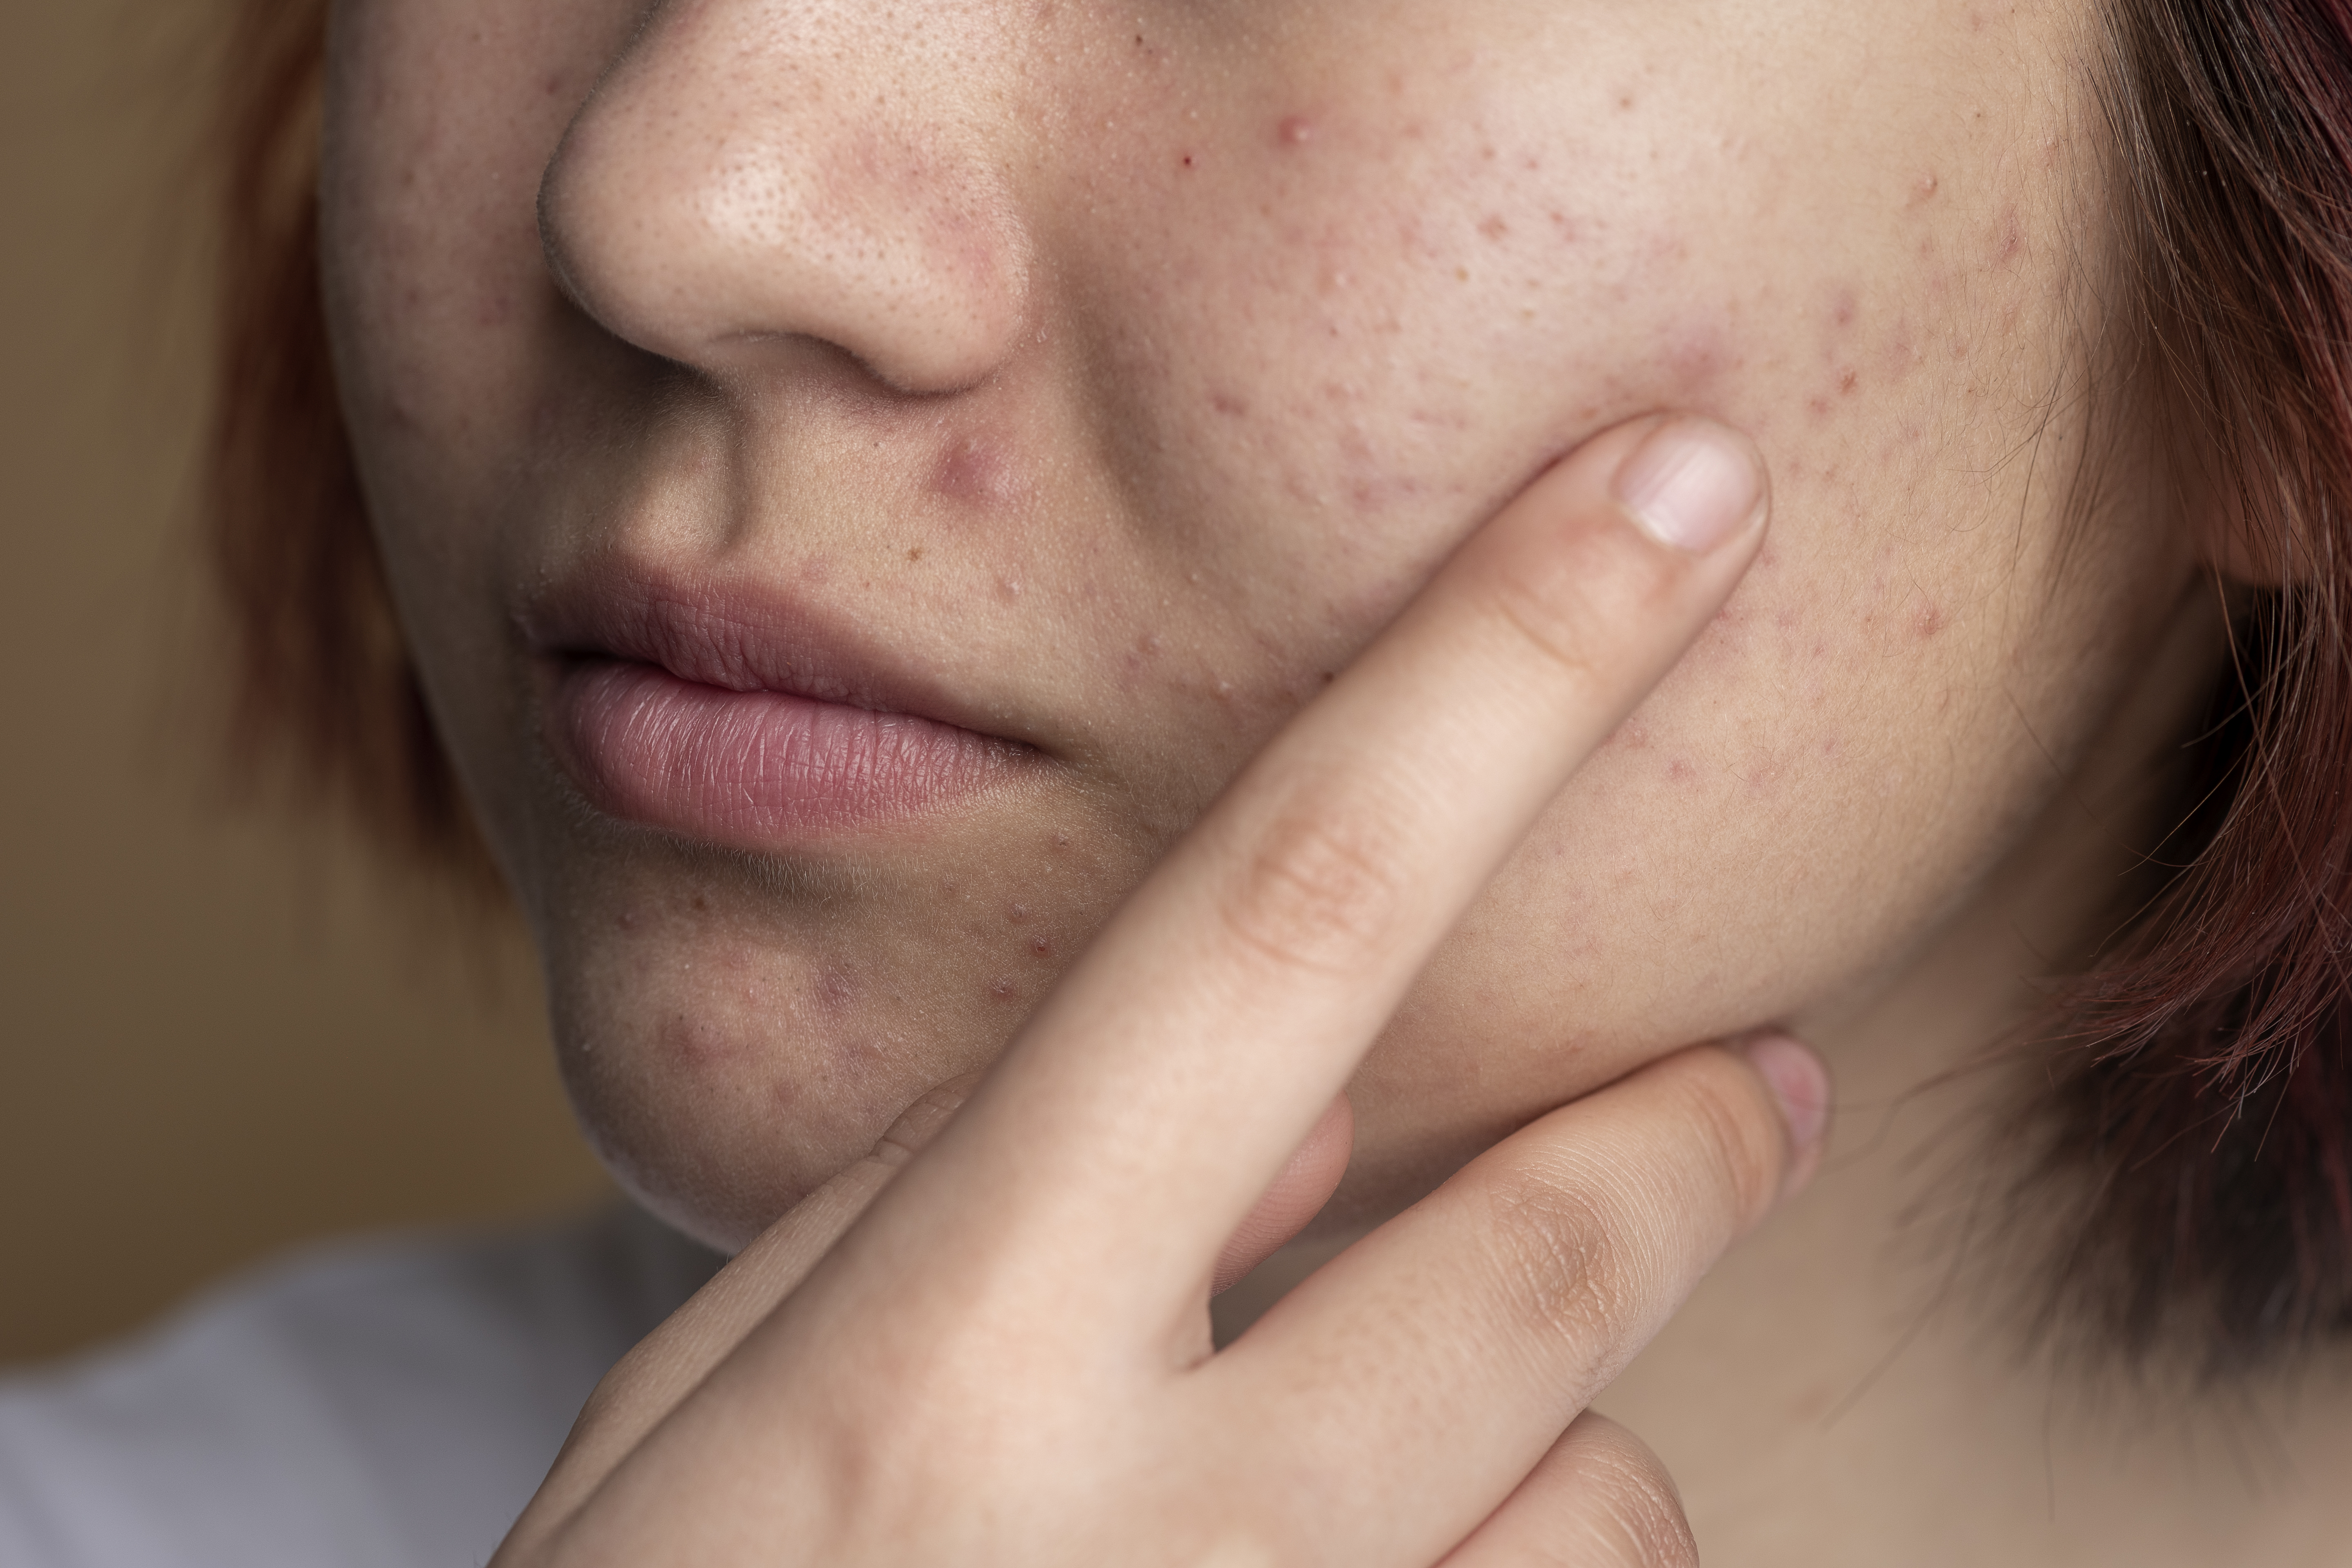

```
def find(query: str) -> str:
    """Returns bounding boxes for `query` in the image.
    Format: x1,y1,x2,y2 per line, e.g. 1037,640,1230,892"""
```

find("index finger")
823,413,1768,1329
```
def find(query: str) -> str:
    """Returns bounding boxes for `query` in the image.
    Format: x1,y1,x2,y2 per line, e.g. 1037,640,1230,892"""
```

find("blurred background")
0,2,612,1368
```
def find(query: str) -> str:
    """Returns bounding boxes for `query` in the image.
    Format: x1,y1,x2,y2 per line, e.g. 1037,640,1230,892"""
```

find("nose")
538,0,1031,394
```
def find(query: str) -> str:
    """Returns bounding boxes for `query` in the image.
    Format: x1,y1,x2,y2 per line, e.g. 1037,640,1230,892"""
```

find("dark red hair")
206,0,2352,1371
1993,0,2352,1377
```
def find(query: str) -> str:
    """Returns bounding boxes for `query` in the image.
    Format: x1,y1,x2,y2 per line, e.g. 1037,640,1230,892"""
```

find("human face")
322,0,2190,1250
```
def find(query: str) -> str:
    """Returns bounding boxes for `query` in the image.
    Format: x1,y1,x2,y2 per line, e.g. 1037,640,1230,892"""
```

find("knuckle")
1490,567,1612,689
1573,1434,1699,1568
1217,804,1408,977
1487,523,1675,689
1478,1159,1631,1351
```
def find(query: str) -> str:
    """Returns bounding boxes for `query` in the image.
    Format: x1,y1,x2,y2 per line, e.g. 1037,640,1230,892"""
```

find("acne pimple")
934,433,1020,507
1277,115,1314,147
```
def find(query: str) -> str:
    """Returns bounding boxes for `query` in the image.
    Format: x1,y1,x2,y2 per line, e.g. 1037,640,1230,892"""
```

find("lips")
528,570,1029,847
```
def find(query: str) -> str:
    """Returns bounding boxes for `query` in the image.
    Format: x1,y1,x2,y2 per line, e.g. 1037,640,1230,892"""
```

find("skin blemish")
1839,367,1859,395
1029,935,1053,957
935,433,1022,507
905,545,925,562
988,976,1020,1001
1994,207,2025,264
1007,902,1030,923
658,1011,737,1069
1181,153,1196,168
1666,758,1697,783
1277,115,1315,147
1912,602,1948,640
1479,214,1509,241
1911,171,1940,204
1211,390,1250,416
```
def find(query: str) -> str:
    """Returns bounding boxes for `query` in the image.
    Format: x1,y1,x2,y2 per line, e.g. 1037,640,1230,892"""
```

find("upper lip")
518,560,1027,745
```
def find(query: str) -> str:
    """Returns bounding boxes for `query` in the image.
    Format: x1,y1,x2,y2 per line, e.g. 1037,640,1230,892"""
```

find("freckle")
906,545,925,562
691,894,709,913
1616,92,1636,111
1278,114,1314,146
1479,214,1509,241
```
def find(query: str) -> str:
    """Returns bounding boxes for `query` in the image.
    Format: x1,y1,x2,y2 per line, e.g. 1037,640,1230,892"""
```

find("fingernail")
1733,1031,1830,1155
1612,416,1764,554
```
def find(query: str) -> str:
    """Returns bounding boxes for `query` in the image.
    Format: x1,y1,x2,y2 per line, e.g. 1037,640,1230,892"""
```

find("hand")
494,412,1824,1566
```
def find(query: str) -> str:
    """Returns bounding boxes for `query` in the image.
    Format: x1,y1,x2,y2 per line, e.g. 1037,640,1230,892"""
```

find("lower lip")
551,660,1017,845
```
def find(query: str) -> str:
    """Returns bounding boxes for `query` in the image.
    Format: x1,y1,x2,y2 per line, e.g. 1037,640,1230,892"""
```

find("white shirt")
0,1208,719,1568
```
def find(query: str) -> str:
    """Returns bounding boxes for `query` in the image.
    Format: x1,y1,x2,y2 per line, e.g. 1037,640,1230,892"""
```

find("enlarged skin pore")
322,0,2185,1250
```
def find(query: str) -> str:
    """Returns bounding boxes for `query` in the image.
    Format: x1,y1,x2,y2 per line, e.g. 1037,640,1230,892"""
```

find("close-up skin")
325,0,2173,1246
15,0,2352,1559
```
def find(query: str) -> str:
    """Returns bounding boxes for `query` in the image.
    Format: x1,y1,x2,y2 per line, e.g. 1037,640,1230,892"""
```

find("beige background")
0,2,612,1368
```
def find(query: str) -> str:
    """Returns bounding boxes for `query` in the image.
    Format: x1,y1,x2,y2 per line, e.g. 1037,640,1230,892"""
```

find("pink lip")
527,570,1029,846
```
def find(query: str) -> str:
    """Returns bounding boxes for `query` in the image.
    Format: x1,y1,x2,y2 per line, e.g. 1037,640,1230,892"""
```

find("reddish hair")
208,0,492,884
206,0,2352,1369
1998,0,2352,1377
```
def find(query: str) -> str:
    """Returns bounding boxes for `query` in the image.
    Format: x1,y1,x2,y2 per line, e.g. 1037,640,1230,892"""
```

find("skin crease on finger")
321,0,2185,1244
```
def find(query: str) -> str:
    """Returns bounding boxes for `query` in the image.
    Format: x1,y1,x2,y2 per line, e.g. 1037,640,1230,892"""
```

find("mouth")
524,567,1036,849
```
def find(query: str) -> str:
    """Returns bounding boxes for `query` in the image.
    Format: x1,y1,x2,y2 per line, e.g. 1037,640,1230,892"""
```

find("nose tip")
537,7,1030,395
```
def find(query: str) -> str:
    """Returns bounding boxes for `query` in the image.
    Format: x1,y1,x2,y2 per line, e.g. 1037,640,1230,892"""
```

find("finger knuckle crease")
1220,809,1406,975
1484,1169,1627,1345
1580,1448,1699,1568
1492,573,1611,685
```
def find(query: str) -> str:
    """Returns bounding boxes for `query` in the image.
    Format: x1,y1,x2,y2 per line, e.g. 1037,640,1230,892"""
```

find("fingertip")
1730,1030,1831,1190
1610,414,1769,555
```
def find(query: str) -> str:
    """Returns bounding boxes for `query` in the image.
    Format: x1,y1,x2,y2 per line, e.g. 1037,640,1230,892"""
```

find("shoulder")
0,1207,719,1568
